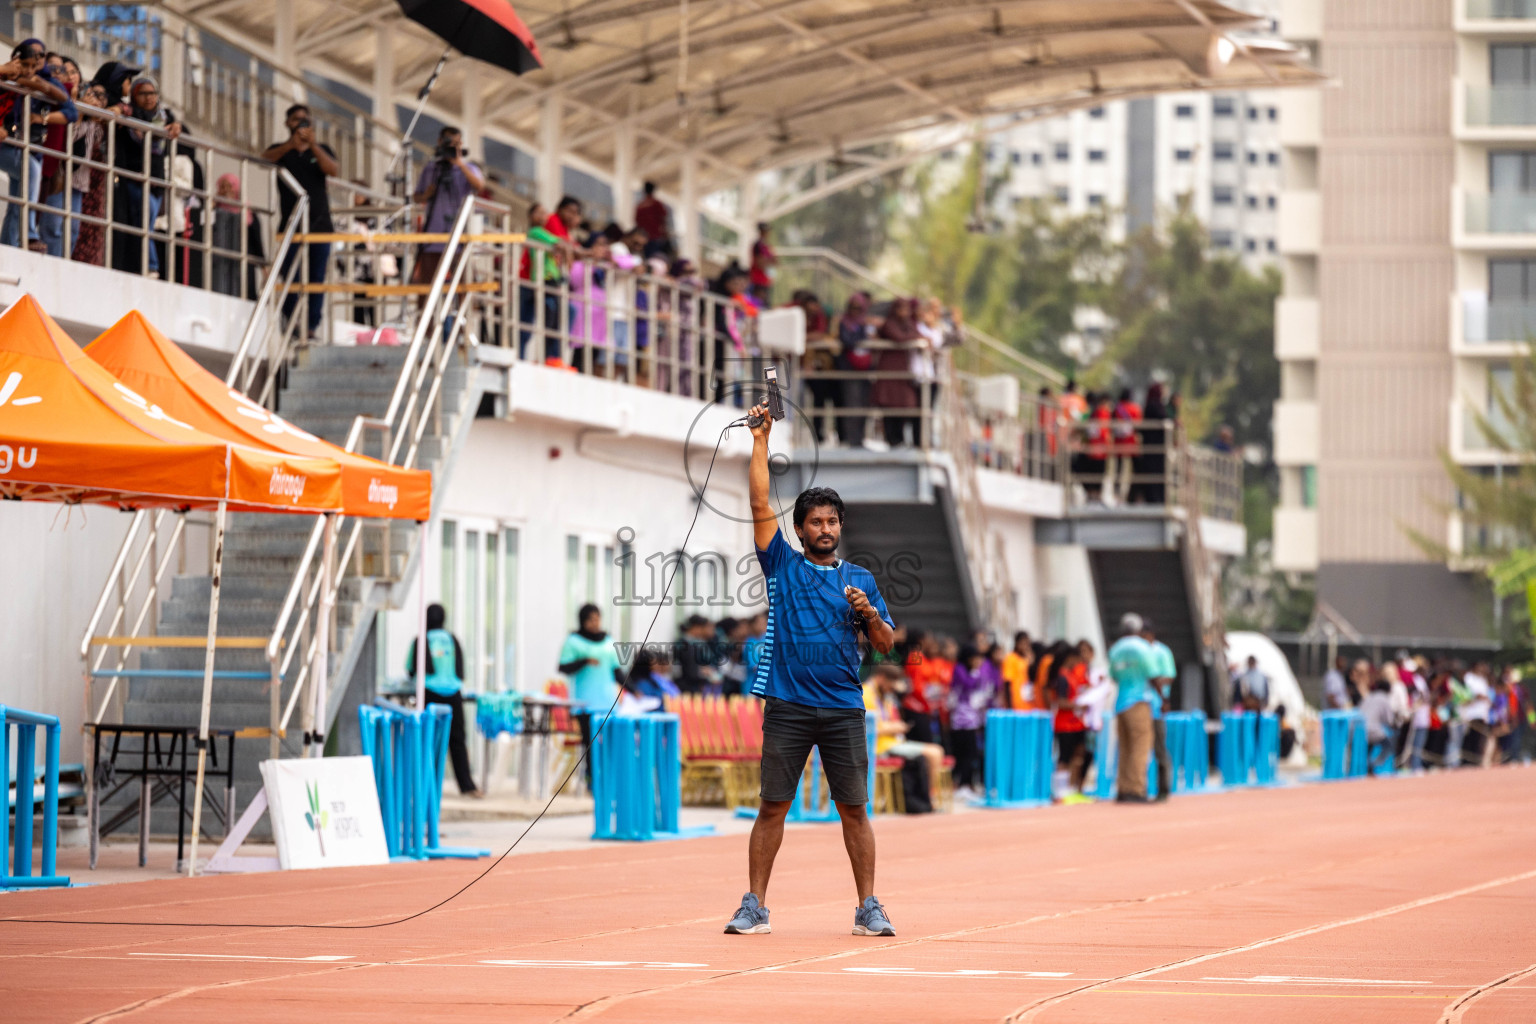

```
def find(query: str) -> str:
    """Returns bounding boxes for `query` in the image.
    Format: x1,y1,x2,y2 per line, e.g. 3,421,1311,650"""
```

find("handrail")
223,169,307,391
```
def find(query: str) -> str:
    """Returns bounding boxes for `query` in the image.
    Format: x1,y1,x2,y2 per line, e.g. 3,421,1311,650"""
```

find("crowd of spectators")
1321,652,1530,773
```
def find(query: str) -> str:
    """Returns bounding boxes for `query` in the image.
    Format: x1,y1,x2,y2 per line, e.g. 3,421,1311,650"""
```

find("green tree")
1088,200,1281,456
772,148,903,270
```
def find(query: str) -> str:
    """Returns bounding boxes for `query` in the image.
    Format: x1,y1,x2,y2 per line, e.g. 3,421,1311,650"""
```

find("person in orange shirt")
1001,630,1034,710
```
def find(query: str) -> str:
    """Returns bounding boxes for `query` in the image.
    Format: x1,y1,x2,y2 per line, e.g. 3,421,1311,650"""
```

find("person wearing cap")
1108,612,1159,803
1140,619,1177,802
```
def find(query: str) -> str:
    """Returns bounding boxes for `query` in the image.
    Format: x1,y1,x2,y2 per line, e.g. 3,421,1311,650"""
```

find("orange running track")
4,766,1536,1024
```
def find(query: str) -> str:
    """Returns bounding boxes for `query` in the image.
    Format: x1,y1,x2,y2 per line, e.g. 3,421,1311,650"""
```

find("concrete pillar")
372,23,396,192
460,63,483,162
538,92,563,210
679,151,700,262
736,174,759,265
272,0,304,103
158,14,187,113
612,121,636,228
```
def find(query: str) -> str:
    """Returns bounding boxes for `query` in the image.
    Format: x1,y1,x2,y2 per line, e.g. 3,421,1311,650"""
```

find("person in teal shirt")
406,603,480,797
1108,612,1158,803
558,604,624,709
1141,620,1177,802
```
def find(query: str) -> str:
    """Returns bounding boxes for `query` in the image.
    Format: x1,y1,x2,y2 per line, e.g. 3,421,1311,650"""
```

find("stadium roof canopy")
170,0,1320,230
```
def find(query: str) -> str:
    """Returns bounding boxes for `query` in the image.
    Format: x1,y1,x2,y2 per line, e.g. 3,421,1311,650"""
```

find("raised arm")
748,401,777,550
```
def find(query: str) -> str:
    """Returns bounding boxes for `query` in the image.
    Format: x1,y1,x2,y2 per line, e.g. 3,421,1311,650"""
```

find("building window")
1213,185,1235,204
1212,230,1235,248
1301,466,1317,508
1053,186,1070,203
1492,43,1536,86
1490,150,1536,191
1266,238,1277,252
1010,150,1022,165
1267,195,1277,209
1088,193,1105,207
1247,151,1259,165
1088,149,1106,162
1268,106,1278,121
1213,141,1235,160
1245,238,1257,252
1267,151,1280,165
1175,148,1194,162
1213,96,1236,116
1089,105,1105,118
1054,142,1070,161
1031,151,1043,166
1175,103,1195,118
1248,106,1260,120
1246,195,1259,209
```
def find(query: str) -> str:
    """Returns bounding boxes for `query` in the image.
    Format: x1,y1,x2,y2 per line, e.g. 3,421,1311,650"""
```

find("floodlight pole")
384,45,452,199
186,499,228,877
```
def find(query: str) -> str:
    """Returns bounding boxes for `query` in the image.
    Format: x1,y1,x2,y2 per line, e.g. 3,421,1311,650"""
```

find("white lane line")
1439,962,1536,1024
126,953,354,962
480,959,709,969
1008,866,1536,1023
847,976,1075,982
1202,975,1427,987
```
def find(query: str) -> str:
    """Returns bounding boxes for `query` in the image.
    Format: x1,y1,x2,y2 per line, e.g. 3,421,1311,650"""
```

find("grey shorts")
760,697,869,805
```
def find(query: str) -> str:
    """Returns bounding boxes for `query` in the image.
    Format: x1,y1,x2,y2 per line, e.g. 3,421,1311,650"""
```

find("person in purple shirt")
948,646,997,796
412,125,484,285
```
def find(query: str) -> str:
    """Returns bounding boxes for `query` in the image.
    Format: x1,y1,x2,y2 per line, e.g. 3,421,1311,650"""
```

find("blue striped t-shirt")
751,529,892,710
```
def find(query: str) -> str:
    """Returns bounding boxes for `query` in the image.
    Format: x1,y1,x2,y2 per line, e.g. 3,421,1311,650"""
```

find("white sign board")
259,756,389,871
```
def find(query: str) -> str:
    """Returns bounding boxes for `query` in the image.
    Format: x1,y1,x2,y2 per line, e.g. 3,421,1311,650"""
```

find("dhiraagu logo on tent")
304,780,329,857
269,467,307,503
0,372,42,475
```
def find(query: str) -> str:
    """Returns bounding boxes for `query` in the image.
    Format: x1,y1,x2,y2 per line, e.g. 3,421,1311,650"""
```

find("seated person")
621,649,681,714
863,663,946,806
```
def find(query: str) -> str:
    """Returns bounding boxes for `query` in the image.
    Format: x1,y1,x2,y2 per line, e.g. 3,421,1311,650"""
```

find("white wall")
1036,544,1106,656
0,504,132,759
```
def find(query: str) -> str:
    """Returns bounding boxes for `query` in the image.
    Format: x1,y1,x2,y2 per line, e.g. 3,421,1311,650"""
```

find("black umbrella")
395,0,543,75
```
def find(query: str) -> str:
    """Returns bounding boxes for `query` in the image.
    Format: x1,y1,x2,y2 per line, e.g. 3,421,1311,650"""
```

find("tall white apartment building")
984,88,1284,267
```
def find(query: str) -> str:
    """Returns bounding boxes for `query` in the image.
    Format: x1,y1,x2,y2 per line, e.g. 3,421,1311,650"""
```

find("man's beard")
805,534,838,556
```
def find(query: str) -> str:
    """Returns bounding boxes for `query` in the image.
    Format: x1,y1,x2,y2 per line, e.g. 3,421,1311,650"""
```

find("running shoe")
724,892,771,934
852,896,895,937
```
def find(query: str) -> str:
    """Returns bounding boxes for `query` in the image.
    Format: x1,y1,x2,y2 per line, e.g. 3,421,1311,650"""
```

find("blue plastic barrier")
1093,711,1209,800
983,710,1054,807
591,713,714,841
475,692,524,740
358,702,490,860
1218,711,1281,786
1320,710,1369,780
2,705,69,889
785,712,877,822
1164,711,1211,793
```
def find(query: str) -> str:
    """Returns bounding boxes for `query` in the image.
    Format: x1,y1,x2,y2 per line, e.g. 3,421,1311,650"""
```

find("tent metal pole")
416,520,428,710
313,513,336,757
186,499,227,877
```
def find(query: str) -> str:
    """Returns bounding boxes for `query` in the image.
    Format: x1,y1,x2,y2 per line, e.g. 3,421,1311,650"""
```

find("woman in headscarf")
874,296,922,447
1138,382,1169,505
211,173,265,298
834,291,877,447
110,74,181,276
69,79,110,265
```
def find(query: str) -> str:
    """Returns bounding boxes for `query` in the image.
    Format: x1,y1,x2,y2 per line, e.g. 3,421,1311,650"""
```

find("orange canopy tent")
0,294,351,876
0,295,343,512
84,311,432,521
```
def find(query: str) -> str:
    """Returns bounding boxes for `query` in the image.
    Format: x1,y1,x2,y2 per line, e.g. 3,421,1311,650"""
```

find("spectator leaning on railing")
264,103,338,339
110,76,178,277
0,39,75,251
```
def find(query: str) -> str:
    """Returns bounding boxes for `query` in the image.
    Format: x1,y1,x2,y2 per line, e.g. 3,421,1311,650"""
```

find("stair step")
297,345,416,370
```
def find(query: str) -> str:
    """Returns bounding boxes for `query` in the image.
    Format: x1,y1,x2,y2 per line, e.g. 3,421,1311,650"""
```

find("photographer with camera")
263,103,338,338
411,125,484,286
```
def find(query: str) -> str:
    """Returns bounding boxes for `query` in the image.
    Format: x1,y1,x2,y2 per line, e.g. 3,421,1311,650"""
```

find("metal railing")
1465,296,1536,344
1465,84,1536,128
1464,191,1536,234
0,79,279,296
1059,418,1244,523
268,196,485,743
21,5,536,204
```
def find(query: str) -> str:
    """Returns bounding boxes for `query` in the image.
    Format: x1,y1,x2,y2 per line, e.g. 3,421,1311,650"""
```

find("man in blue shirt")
726,401,898,939
1141,620,1177,802
1108,613,1158,803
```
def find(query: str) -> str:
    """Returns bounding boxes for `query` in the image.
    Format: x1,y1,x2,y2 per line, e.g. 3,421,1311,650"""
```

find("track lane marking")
1005,867,1536,1023
1439,962,1536,1024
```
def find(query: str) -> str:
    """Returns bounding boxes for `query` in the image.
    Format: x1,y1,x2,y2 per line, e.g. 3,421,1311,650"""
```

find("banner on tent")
260,757,389,871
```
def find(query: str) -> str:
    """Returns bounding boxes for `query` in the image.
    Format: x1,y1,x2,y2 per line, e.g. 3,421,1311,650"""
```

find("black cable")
3,421,746,931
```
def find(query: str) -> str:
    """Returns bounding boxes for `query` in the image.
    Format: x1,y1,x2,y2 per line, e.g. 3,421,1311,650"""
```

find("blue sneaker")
852,896,895,937
724,892,771,934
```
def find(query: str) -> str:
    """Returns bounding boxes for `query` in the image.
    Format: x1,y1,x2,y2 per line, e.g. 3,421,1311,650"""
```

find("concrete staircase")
841,495,980,641
112,344,478,832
